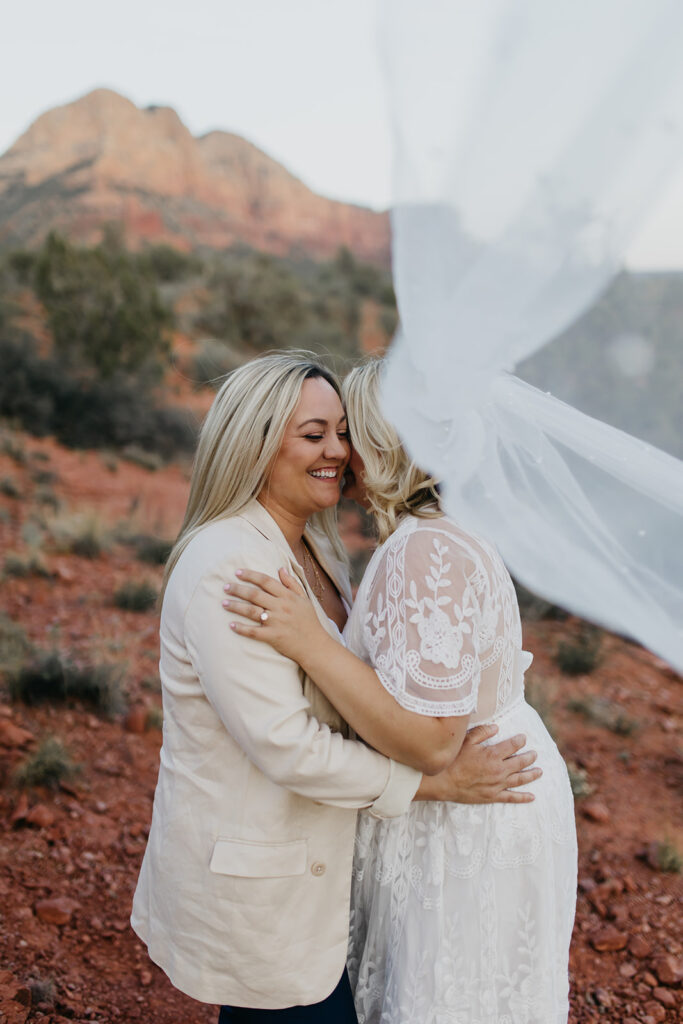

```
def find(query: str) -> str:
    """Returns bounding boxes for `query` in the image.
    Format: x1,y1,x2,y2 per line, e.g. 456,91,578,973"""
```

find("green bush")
9,651,125,717
34,230,172,378
14,736,80,790
0,335,195,458
200,252,307,353
114,580,158,612
137,244,203,282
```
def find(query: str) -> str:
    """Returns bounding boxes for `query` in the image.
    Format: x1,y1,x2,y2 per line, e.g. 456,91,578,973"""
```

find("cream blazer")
131,499,421,1009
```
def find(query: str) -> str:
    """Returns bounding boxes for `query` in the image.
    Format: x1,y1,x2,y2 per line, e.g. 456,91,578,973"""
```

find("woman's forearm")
298,632,469,775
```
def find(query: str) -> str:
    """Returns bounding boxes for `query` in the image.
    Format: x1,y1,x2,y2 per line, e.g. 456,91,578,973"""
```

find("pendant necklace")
301,540,325,600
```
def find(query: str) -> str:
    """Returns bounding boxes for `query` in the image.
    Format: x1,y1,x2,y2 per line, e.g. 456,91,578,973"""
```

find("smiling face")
259,375,350,523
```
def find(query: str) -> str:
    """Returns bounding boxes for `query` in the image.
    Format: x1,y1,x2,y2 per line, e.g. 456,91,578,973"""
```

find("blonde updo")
343,359,441,543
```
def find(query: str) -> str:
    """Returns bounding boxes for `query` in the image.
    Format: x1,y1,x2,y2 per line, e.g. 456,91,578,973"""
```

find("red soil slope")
0,432,680,1023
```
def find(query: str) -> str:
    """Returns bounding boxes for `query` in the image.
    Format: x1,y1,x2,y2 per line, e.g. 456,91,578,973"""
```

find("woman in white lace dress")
227,361,577,1024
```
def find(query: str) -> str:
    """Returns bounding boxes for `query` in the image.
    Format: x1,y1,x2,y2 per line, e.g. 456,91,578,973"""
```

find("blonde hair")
343,359,441,543
163,352,347,595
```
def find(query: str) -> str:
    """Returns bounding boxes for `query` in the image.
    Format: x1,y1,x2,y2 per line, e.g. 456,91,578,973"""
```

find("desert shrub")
34,229,172,378
133,535,173,566
145,706,163,730
9,651,125,717
650,839,683,873
33,485,60,510
200,252,307,353
555,624,603,674
0,336,196,457
114,580,158,612
137,244,203,282
30,468,59,486
121,445,163,472
46,509,109,559
566,761,592,798
0,429,27,465
13,736,80,790
0,614,33,677
0,476,20,498
3,550,50,579
567,694,639,736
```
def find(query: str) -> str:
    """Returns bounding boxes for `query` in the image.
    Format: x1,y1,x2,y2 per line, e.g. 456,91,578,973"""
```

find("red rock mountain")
0,88,390,262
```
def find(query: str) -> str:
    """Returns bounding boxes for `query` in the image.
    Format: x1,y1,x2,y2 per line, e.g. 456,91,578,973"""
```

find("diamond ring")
260,611,269,624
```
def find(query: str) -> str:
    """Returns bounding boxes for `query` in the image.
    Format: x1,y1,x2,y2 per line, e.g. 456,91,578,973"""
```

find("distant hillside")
520,271,683,459
0,89,390,263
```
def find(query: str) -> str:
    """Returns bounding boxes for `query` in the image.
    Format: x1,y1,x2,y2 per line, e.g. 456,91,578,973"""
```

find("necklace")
301,539,325,600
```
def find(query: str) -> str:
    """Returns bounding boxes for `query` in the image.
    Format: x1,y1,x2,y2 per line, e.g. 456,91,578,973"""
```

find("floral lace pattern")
344,515,577,1023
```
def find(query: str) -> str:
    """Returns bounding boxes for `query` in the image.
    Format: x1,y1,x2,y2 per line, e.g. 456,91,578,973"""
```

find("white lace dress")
345,515,577,1024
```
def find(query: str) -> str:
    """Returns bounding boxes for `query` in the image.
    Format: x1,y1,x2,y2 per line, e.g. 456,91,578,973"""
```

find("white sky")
2,0,683,269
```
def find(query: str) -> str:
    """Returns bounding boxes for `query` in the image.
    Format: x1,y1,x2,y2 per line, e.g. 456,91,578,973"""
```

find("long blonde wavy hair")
343,359,442,543
162,352,347,596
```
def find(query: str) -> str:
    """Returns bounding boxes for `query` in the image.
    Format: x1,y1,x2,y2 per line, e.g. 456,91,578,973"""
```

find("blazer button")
311,861,326,877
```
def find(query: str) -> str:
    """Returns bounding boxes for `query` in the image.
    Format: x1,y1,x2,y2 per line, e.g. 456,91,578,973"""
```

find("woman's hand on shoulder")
223,567,325,662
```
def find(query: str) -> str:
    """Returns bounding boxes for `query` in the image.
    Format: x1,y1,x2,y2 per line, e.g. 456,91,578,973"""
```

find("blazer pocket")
209,837,308,878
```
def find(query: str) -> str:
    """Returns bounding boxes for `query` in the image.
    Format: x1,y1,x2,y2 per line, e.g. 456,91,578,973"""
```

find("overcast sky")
3,0,683,268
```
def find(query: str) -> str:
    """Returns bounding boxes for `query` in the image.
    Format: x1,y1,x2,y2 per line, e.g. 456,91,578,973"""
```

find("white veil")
378,0,683,670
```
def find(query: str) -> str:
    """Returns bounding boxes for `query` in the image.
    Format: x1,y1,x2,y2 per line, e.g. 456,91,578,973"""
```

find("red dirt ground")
0,431,680,1024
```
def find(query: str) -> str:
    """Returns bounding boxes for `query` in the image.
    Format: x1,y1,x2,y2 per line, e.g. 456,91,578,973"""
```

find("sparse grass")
9,651,126,717
566,761,592,798
114,580,158,612
122,444,163,472
28,976,56,1006
555,624,603,675
0,614,33,677
0,475,21,498
4,549,51,578
46,509,110,559
100,451,119,473
13,736,80,790
567,694,640,736
132,534,173,566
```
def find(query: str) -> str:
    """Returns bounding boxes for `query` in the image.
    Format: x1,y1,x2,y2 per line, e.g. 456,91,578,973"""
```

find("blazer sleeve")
183,540,421,819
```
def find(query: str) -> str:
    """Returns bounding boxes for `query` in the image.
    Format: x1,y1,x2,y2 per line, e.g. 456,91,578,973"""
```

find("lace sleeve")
364,523,487,717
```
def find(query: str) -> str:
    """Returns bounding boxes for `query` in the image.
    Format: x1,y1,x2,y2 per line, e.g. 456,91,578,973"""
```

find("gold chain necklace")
301,540,325,600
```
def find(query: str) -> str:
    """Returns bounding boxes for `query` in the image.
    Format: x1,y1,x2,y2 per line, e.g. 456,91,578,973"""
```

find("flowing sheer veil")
377,0,683,671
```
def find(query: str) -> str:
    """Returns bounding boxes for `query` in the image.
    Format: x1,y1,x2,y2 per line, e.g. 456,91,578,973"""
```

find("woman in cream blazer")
131,354,421,1017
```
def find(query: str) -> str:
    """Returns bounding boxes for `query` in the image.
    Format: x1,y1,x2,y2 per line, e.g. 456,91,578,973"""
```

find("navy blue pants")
218,970,358,1024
